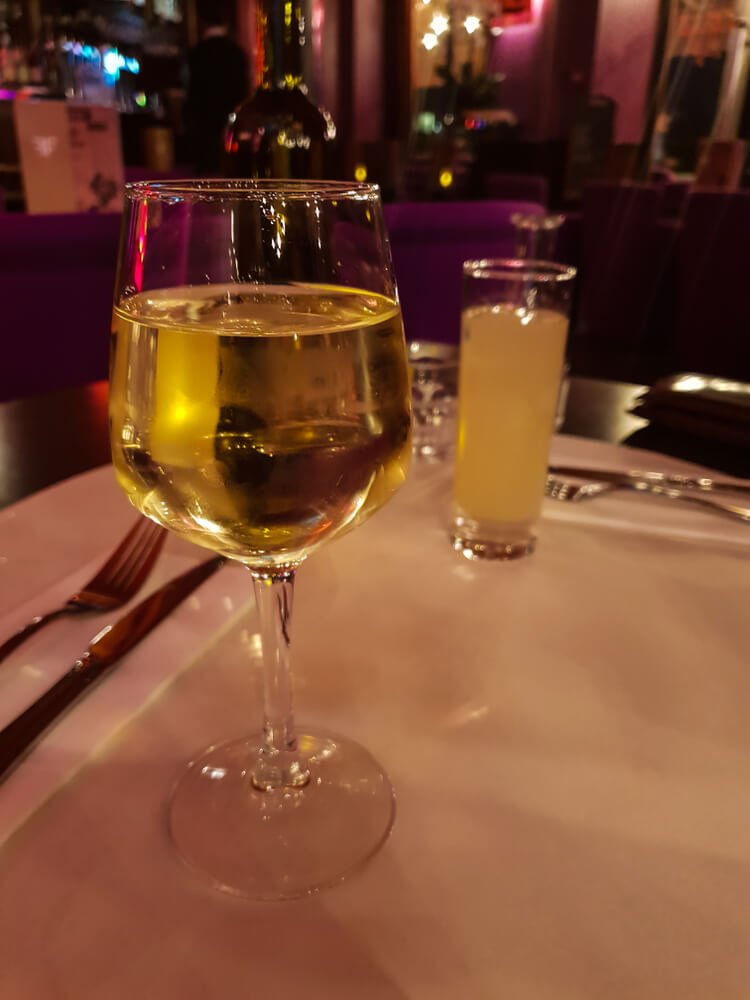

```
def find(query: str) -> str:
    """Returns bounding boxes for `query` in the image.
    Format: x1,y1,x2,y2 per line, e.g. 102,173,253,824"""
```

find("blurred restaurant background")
2,0,750,401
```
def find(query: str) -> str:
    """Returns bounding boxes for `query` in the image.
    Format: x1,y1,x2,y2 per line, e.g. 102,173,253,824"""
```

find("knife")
0,555,225,782
549,465,750,497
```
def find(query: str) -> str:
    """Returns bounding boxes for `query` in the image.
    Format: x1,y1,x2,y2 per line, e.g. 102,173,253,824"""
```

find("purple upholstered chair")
571,181,677,381
674,190,750,380
484,172,549,207
383,199,544,344
0,213,121,401
557,211,582,270
660,180,691,219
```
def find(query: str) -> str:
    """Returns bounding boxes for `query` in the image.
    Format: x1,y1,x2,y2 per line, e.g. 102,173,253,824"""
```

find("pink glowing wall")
354,0,383,142
488,0,598,141
488,0,549,140
591,0,661,143
311,0,383,143
489,0,660,143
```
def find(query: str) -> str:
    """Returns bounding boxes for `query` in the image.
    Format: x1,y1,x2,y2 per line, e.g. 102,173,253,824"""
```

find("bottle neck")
256,0,305,90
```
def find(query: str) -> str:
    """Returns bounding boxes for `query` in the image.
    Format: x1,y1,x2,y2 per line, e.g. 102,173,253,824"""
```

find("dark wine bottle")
224,0,336,179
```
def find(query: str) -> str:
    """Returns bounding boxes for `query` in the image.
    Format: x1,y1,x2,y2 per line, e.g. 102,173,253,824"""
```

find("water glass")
451,259,576,560
511,212,565,260
512,214,570,429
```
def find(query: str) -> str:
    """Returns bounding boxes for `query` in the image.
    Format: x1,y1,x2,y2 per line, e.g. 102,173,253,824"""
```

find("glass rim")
463,258,576,283
124,178,381,202
408,340,459,364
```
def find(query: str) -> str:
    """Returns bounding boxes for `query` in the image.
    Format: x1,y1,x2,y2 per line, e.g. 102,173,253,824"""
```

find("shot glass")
408,340,459,461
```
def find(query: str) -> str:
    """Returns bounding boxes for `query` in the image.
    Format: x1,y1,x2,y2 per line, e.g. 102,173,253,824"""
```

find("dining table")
0,375,748,998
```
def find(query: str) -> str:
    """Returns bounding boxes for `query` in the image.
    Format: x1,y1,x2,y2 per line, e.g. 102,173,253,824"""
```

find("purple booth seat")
383,199,544,344
675,190,750,380
484,172,549,207
571,181,677,382
0,213,121,402
660,180,691,219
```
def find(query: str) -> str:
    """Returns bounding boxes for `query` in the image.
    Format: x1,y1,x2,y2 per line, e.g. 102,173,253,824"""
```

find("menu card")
14,100,124,214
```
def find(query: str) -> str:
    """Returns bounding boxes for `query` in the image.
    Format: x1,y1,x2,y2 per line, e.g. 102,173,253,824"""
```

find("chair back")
0,213,120,401
675,189,750,379
384,199,544,344
571,181,677,380
484,173,549,206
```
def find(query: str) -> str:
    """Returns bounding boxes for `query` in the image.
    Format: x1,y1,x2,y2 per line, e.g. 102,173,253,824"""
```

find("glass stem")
249,568,310,791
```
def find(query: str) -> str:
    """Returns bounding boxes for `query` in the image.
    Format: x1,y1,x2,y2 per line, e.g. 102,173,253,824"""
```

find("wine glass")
109,180,412,899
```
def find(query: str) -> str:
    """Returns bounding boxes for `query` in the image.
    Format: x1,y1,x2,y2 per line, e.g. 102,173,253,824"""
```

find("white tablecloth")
0,437,748,999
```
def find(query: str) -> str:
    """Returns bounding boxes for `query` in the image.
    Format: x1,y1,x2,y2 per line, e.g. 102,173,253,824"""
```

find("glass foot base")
169,730,396,900
450,531,536,561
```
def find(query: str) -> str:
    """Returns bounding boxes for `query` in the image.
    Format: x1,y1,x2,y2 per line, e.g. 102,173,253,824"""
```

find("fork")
545,478,615,503
546,475,750,524
0,518,167,665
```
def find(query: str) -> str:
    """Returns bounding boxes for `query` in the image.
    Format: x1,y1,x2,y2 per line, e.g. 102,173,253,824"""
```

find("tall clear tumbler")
109,181,412,899
451,260,576,560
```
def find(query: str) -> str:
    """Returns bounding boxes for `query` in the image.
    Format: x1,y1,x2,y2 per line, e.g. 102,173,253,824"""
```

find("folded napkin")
631,373,750,447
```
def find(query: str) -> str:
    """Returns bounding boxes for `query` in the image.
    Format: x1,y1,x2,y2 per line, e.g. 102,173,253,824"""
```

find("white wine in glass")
109,182,411,899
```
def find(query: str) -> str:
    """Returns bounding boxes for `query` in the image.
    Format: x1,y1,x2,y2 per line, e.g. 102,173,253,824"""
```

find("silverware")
550,464,750,497
0,555,225,782
0,518,167,666
545,475,750,524
545,479,614,502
